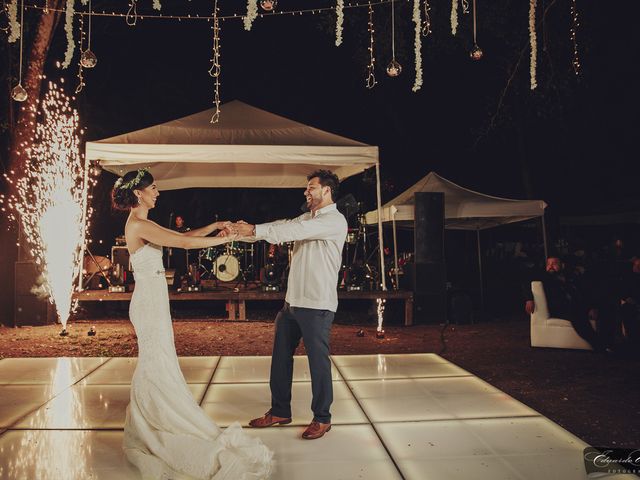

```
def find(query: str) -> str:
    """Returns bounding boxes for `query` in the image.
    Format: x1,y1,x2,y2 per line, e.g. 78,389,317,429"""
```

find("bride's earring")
137,197,142,205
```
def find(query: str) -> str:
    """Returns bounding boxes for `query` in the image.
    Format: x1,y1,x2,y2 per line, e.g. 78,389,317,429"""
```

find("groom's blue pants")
270,303,334,424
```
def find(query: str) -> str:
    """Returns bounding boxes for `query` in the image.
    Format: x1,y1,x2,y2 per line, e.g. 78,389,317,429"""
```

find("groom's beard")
300,201,310,212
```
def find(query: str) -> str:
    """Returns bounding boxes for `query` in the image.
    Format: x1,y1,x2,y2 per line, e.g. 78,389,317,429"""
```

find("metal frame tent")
364,172,548,307
84,100,387,291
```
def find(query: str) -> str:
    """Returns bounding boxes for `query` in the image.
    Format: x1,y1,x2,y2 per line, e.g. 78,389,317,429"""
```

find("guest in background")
524,256,604,351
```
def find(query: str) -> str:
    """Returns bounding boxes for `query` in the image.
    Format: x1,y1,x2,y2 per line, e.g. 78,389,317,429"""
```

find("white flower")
412,0,423,92
153,0,162,10
61,0,75,69
451,0,458,35
335,0,344,47
244,0,258,31
529,0,537,90
7,0,20,43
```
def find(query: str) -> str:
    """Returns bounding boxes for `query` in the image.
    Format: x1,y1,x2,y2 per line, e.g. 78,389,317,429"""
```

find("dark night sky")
2,0,640,242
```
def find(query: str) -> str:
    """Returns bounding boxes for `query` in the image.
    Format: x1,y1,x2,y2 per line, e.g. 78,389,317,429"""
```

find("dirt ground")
0,316,638,449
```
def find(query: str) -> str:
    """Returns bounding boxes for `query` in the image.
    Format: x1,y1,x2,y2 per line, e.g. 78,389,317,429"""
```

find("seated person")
524,256,604,351
617,257,640,350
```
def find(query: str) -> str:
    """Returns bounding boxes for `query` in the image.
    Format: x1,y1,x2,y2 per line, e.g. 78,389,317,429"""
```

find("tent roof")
87,100,378,190
365,172,547,230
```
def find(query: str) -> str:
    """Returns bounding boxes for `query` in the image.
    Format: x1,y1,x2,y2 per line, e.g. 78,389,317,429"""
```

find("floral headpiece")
114,168,150,190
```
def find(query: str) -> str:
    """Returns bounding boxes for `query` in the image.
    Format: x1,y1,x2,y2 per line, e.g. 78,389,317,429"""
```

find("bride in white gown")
111,169,273,480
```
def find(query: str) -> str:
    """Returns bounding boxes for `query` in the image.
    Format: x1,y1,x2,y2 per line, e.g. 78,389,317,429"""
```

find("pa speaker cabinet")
111,246,131,271
414,192,444,263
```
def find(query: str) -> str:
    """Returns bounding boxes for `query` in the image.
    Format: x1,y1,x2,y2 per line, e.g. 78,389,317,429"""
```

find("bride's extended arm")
183,221,228,237
131,219,234,249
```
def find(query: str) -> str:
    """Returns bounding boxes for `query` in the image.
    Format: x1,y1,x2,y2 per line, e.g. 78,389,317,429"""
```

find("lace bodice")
130,243,165,280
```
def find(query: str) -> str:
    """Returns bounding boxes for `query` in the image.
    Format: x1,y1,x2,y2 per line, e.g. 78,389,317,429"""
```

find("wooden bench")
73,289,415,325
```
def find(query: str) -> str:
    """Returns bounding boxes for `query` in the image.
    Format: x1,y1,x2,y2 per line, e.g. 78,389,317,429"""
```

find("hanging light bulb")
80,49,98,68
260,0,277,12
80,0,98,69
387,0,401,78
12,0,27,102
11,83,28,102
386,59,402,77
469,0,483,61
470,44,483,61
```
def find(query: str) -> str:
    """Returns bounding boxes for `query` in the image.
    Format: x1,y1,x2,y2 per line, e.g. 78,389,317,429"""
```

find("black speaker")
414,192,444,263
111,246,131,271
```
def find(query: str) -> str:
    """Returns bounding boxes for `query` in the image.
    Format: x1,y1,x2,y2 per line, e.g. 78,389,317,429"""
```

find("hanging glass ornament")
11,83,28,102
260,0,276,12
386,59,402,77
80,49,98,68
470,44,483,61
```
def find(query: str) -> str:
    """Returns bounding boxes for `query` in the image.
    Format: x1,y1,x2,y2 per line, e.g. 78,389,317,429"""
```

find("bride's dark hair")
111,169,154,211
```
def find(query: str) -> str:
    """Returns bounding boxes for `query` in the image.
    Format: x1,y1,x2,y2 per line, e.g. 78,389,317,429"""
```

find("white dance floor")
0,354,630,479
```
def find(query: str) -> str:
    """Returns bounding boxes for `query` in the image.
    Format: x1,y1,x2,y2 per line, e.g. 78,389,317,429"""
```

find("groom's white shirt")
254,203,347,312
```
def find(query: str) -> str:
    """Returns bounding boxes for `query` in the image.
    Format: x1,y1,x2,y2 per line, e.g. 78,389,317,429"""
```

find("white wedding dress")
124,243,273,480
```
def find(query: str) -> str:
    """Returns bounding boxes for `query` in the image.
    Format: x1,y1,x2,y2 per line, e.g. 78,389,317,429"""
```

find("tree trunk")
9,1,65,178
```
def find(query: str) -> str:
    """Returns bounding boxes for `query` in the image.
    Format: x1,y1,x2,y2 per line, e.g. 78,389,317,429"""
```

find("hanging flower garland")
529,0,537,90
62,0,76,69
244,0,258,31
450,0,458,35
8,0,20,43
412,0,422,92
335,0,344,46
153,0,162,10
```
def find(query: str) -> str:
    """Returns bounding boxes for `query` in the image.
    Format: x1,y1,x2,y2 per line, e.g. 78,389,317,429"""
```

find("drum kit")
196,242,255,284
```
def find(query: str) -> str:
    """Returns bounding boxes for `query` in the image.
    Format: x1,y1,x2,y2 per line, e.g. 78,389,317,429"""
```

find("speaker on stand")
410,192,446,323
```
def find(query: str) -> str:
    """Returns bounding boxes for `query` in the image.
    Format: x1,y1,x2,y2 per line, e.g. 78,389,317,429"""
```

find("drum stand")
83,247,112,288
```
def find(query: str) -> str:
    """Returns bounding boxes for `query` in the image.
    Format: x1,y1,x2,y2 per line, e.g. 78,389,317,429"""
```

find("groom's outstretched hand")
232,221,255,237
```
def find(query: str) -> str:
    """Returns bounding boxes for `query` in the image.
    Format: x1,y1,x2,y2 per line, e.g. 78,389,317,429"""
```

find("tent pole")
391,206,399,290
375,162,387,292
477,228,484,313
78,159,92,291
541,213,548,260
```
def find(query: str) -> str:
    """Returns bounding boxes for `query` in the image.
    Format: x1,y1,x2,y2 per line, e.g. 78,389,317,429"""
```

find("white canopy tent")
84,100,387,290
365,172,548,307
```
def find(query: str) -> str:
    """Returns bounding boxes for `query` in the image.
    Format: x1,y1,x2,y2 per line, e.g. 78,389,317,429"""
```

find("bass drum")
214,254,240,282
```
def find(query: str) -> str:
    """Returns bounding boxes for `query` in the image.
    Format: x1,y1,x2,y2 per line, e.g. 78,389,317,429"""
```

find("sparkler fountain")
3,81,90,332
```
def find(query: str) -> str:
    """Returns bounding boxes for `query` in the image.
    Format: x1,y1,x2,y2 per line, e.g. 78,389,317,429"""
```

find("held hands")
213,220,254,239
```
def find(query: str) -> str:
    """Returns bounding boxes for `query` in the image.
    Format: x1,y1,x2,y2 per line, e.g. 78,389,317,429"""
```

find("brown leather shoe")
302,420,332,440
248,410,292,428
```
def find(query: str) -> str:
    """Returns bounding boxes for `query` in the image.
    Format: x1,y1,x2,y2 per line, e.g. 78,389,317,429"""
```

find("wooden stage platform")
72,289,415,325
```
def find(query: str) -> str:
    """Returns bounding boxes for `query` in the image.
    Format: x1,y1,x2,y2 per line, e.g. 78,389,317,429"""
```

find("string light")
24,0,401,22
570,0,580,75
75,12,85,93
210,0,222,124
386,0,402,77
126,0,137,26
365,3,376,89
10,0,28,102
461,0,469,14
259,0,277,12
421,0,431,36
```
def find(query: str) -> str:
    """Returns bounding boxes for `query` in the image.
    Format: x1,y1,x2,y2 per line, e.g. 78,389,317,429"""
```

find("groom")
232,170,347,440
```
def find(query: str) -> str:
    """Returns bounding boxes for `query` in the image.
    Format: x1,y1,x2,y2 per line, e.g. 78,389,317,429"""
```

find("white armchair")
530,281,593,350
